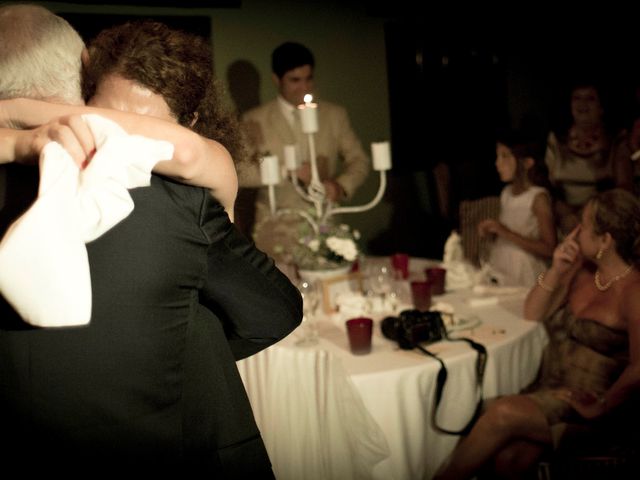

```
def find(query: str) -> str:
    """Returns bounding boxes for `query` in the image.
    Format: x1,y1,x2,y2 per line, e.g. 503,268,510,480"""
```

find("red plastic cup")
346,317,374,355
410,280,432,311
425,267,447,295
390,253,410,279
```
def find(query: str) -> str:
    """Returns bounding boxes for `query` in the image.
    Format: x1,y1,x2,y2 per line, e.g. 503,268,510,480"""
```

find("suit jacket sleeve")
330,106,370,199
198,194,302,359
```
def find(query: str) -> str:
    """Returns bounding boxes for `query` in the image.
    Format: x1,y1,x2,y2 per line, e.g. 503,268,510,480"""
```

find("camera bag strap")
414,335,488,436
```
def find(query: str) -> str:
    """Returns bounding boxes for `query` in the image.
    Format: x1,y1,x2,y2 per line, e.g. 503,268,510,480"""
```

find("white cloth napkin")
442,231,477,291
0,114,174,328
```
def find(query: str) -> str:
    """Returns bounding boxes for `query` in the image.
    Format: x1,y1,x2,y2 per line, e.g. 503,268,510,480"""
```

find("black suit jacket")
0,168,302,477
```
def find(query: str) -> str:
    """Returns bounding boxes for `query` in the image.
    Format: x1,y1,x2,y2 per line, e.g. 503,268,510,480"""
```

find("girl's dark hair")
82,20,246,164
496,130,549,189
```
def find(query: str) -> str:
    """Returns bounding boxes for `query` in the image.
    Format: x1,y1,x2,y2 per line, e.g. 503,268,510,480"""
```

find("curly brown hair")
82,20,246,164
589,188,640,265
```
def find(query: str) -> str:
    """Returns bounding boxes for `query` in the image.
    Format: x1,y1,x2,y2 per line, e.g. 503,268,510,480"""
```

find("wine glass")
368,264,399,313
295,278,320,346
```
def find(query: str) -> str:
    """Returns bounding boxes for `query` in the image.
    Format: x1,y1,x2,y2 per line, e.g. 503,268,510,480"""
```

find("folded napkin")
441,230,478,291
443,230,465,264
0,114,174,327
335,291,370,317
466,296,499,308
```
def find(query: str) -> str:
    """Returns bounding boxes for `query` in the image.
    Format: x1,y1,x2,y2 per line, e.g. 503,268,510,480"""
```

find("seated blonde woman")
435,188,640,479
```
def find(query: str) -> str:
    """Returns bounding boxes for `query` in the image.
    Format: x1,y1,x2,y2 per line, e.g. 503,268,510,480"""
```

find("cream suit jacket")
238,98,370,226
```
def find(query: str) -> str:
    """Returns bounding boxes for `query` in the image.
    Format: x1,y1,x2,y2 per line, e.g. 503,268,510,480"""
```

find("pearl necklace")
594,264,634,291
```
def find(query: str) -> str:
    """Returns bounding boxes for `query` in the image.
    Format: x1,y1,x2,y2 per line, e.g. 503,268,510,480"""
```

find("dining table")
237,257,549,480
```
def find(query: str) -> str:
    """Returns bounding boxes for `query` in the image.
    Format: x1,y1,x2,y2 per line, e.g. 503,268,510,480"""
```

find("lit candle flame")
304,94,313,104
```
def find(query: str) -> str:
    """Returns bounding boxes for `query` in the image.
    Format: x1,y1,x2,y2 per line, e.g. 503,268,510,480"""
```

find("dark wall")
58,13,211,43
370,10,640,258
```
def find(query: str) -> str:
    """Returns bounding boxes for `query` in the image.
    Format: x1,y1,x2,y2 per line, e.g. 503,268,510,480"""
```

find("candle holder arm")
322,170,387,223
271,208,320,236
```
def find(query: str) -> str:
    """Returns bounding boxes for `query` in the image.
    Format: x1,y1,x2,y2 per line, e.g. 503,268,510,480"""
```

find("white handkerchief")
0,114,174,327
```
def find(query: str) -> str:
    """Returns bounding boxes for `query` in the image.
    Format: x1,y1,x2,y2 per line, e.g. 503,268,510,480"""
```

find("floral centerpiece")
293,221,360,271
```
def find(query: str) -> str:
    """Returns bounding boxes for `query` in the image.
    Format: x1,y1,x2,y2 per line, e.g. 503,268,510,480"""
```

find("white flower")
326,236,358,262
308,239,320,252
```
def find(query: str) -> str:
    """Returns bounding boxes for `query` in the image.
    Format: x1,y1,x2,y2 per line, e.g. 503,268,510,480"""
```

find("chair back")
458,196,500,267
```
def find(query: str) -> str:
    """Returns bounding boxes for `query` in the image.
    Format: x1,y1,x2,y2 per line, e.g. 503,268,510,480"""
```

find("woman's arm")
0,98,238,218
523,225,581,321
603,288,640,409
1,119,95,167
478,191,556,258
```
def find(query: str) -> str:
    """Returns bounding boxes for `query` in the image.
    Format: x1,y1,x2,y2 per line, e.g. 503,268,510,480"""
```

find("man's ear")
81,48,90,68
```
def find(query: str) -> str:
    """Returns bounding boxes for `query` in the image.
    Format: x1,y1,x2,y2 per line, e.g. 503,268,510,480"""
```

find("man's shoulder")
242,100,278,121
317,100,349,120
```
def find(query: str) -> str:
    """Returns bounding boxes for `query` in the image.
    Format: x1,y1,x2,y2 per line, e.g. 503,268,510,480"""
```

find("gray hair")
0,4,85,104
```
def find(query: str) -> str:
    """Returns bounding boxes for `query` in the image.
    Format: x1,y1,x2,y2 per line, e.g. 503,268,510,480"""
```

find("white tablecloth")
238,261,548,480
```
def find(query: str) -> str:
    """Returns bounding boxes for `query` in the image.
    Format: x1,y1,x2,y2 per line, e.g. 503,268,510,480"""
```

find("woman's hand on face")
553,388,605,419
551,225,582,274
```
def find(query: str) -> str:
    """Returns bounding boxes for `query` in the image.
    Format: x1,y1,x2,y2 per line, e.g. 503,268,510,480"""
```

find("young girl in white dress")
478,140,557,287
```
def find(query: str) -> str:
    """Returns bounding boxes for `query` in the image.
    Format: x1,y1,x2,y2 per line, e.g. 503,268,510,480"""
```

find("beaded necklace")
594,265,634,291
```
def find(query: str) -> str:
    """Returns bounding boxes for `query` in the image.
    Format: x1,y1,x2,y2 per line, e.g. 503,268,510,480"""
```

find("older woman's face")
571,86,602,126
88,74,175,122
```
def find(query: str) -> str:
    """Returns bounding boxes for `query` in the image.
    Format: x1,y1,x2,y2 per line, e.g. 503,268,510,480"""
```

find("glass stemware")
368,264,399,313
295,278,320,346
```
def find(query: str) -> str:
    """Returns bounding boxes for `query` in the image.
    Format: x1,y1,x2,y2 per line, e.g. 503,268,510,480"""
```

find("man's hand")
296,162,311,184
322,179,346,202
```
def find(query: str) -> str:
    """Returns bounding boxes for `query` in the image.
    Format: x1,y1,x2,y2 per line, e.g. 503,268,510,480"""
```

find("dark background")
54,2,640,258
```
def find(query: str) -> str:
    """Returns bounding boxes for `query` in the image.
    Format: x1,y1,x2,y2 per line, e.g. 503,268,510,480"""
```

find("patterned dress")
524,308,628,425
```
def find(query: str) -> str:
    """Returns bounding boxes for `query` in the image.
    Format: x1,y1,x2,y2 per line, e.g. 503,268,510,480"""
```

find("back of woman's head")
82,20,245,163
589,189,640,264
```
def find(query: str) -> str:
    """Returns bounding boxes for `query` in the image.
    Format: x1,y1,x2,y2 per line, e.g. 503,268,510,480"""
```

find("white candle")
260,154,281,185
371,141,392,171
297,94,318,133
284,145,298,170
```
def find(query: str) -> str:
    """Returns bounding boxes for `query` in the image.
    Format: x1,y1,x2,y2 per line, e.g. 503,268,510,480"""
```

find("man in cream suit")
238,42,370,260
